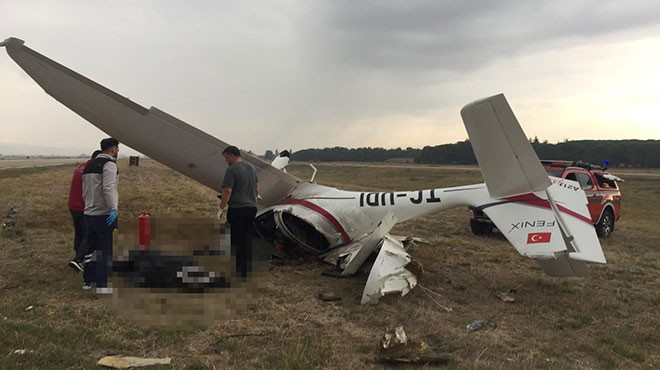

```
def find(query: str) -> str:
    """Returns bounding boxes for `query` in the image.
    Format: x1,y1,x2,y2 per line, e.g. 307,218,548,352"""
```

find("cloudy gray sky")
1,0,659,156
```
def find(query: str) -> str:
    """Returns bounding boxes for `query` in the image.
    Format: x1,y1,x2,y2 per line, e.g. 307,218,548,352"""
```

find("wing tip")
1,37,24,48
460,93,506,116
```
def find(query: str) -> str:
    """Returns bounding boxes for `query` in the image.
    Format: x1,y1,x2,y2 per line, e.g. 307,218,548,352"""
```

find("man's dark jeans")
83,215,116,288
227,207,257,278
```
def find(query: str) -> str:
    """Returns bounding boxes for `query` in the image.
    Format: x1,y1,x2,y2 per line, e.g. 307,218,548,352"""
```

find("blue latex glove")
106,210,118,225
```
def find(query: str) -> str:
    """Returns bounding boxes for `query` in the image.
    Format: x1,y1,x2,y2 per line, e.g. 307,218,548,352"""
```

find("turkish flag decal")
527,232,552,244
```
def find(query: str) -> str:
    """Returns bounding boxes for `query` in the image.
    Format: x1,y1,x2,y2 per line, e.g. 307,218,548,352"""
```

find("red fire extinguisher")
138,212,151,249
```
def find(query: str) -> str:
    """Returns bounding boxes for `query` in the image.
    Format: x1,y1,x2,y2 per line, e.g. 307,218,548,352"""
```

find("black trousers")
69,209,87,262
83,215,116,288
227,207,257,278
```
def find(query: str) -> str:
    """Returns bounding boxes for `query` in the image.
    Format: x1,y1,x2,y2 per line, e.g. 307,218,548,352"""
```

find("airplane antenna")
309,164,317,183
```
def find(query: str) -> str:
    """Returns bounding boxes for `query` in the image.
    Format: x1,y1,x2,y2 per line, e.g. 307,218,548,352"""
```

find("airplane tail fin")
461,94,551,198
461,94,605,276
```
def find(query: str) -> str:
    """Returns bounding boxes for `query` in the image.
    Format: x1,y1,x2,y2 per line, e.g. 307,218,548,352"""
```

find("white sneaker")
82,283,92,290
95,287,113,294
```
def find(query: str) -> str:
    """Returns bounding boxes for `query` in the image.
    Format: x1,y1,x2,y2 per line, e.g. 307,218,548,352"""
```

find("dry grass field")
0,159,659,369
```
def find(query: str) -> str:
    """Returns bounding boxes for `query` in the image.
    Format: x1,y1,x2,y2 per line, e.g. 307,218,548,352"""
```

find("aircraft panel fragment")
361,236,417,304
321,212,397,275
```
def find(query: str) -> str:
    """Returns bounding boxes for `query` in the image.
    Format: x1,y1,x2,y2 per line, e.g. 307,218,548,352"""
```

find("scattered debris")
318,291,341,302
6,207,17,218
25,305,33,311
97,356,171,369
418,284,452,312
322,212,397,276
361,236,417,304
495,289,517,303
393,235,431,248
381,326,408,352
467,320,485,332
405,258,424,277
378,326,453,365
13,349,27,355
2,207,17,228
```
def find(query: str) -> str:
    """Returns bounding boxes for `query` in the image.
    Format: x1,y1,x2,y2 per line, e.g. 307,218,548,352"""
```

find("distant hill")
0,142,89,157
290,139,660,168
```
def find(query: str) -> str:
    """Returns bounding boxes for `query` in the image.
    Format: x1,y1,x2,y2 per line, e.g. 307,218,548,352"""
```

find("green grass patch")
600,337,646,363
267,334,332,370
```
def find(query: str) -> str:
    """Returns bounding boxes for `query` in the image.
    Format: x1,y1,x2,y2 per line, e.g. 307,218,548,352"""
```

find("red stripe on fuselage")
280,199,351,244
504,193,593,225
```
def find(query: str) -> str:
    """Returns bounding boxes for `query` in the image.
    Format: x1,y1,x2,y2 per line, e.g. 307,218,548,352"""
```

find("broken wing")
2,37,300,206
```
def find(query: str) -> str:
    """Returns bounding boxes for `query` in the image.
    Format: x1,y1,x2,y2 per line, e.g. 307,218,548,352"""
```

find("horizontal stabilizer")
461,94,551,198
481,177,605,276
481,192,567,259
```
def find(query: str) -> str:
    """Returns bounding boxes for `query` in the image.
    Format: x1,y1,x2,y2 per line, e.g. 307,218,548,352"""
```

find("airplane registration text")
359,190,441,207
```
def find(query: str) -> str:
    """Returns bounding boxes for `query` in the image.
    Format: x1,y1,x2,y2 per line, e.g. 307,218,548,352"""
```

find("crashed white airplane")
1,37,606,304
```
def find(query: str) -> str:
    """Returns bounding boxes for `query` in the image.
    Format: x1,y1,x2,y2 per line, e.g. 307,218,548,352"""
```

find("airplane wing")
460,94,551,198
1,37,301,207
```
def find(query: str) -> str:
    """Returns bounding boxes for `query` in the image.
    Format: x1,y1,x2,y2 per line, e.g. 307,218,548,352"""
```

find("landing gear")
468,207,494,235
470,219,493,235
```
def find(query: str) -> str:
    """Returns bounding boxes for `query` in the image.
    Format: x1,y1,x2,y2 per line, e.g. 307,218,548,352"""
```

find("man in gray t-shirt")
218,146,259,278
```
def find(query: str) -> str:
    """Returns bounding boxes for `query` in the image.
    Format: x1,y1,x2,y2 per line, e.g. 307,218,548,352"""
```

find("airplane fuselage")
255,182,491,253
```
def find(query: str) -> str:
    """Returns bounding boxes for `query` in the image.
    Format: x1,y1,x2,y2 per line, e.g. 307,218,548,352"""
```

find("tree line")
283,139,660,168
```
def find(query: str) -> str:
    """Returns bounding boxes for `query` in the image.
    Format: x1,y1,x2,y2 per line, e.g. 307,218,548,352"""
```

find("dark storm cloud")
301,1,660,73
2,0,660,154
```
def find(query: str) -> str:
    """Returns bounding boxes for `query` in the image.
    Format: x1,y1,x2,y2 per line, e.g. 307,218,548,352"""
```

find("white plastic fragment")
361,236,417,304
97,356,172,368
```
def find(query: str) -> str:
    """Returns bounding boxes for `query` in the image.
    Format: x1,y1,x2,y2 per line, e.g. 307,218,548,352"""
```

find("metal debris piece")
97,356,172,369
361,236,417,304
495,289,517,303
321,212,397,276
3,207,18,228
381,326,408,350
392,235,431,248
467,320,485,332
6,207,17,218
25,305,33,311
378,326,452,365
318,291,341,302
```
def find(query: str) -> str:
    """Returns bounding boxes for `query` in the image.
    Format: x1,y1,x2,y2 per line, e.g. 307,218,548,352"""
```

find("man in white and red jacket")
67,150,101,273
